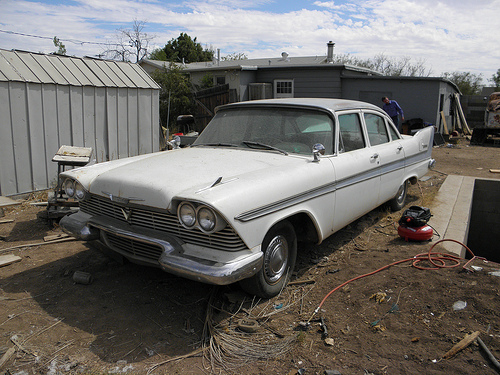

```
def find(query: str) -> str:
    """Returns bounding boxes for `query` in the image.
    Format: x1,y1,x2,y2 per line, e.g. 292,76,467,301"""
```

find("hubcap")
396,183,406,204
263,235,288,284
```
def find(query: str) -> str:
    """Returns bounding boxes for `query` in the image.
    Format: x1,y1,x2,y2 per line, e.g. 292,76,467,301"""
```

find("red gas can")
398,224,433,242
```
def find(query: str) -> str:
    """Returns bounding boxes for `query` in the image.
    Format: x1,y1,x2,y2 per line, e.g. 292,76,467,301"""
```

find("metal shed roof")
0,49,159,89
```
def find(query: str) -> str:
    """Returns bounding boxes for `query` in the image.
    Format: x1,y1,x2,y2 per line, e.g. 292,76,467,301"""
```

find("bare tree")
332,52,432,77
102,20,154,63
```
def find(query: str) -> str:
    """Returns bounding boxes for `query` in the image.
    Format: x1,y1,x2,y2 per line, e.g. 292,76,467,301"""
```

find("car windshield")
193,107,334,155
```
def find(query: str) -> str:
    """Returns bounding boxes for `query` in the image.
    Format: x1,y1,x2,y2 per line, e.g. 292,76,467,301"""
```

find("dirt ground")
1,143,500,375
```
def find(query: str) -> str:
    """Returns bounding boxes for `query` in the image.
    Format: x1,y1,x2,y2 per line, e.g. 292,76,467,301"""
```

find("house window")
274,79,294,98
216,76,226,85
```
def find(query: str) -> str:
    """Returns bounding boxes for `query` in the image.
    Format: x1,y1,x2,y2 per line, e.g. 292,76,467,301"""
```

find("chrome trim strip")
235,151,430,222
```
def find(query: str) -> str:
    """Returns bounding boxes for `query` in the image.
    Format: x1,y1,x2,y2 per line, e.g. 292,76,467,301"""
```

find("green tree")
150,33,214,63
200,73,214,89
53,36,66,55
150,62,193,131
489,68,500,88
442,71,483,95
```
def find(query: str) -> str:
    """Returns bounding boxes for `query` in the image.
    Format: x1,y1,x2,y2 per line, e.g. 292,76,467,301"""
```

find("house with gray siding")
140,41,459,134
0,49,160,196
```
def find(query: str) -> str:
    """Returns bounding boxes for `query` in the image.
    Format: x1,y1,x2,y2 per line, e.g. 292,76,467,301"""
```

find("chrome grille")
104,231,163,261
80,194,248,251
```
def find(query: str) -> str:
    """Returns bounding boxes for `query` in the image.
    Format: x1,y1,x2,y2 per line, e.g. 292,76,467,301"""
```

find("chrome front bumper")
59,211,262,285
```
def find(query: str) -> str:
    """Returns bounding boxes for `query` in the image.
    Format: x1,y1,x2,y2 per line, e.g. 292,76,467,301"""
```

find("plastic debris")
452,301,467,311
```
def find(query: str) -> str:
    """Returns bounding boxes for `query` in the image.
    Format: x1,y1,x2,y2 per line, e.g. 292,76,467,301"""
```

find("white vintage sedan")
59,98,435,298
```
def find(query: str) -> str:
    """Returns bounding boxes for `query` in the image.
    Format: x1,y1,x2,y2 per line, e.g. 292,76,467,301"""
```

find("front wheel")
239,221,297,298
389,180,408,211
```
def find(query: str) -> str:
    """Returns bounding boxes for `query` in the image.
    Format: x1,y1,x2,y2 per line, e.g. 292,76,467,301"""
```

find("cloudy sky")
0,0,498,82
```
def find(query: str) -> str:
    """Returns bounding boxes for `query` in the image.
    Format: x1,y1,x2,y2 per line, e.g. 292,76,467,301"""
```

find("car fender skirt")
59,211,100,241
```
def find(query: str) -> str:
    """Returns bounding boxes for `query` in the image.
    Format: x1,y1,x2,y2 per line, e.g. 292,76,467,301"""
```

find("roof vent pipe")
327,41,335,63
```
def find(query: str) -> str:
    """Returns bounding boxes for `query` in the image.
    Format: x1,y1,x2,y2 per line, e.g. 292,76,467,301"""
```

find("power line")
0,29,115,46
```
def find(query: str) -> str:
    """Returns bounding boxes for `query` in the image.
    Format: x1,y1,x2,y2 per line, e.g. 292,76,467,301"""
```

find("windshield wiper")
191,143,239,148
242,141,288,155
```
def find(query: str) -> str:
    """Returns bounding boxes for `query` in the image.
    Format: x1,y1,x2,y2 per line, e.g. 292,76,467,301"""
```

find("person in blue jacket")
382,97,404,131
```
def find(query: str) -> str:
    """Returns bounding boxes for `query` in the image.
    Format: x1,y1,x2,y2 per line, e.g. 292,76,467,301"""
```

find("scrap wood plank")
443,331,480,359
0,219,14,224
43,233,70,242
0,254,22,267
0,236,76,253
0,196,22,208
490,169,500,173
0,347,15,369
440,111,449,135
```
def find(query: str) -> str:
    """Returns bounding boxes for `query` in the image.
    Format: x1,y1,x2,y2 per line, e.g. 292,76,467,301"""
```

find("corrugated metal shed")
0,49,160,196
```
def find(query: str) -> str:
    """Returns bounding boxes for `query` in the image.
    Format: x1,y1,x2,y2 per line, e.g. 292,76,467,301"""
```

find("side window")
364,113,389,146
388,122,400,141
338,113,365,152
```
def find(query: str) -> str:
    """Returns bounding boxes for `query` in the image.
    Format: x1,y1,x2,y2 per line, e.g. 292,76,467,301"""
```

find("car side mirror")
312,143,325,162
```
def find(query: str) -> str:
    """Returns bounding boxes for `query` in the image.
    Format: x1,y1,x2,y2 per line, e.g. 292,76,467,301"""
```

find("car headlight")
63,179,75,197
198,206,216,232
178,202,196,228
74,182,88,201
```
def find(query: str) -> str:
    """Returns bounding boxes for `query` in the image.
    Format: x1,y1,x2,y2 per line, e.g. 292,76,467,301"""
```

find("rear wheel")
389,180,408,211
239,221,297,298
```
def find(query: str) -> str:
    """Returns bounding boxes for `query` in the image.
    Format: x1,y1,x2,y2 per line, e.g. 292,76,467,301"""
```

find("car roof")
216,98,384,114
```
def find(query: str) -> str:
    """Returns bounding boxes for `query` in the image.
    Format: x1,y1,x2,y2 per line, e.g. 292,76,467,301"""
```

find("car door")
331,111,381,232
362,111,405,205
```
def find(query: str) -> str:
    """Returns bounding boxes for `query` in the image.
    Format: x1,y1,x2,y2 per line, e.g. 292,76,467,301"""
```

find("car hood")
62,147,330,215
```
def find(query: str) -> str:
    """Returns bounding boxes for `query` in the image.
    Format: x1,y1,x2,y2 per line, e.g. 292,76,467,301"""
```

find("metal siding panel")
57,85,72,146
133,64,160,88
20,54,53,83
138,90,152,154
83,86,97,159
64,59,93,86
106,88,119,160
42,85,60,187
70,87,85,146
0,51,24,82
117,63,149,88
127,89,139,156
108,62,135,87
152,89,160,151
32,54,68,84
95,88,107,162
9,82,33,193
4,51,41,83
0,84,17,195
86,60,122,87
27,84,49,191
71,59,104,87
46,56,81,86
117,88,129,158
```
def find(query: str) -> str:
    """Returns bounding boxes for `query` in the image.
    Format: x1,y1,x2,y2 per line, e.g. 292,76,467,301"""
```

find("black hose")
477,337,500,373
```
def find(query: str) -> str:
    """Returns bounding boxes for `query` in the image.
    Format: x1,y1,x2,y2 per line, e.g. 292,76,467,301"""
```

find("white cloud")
0,0,498,80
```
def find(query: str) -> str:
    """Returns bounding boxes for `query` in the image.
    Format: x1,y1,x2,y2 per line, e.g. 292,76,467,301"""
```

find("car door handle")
397,146,403,151
421,143,428,149
370,153,379,159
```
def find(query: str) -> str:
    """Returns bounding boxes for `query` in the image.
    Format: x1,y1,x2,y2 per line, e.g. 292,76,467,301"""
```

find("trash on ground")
72,271,93,285
452,301,467,311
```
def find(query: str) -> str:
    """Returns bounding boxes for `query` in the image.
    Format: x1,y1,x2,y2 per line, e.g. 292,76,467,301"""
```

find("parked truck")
471,92,500,146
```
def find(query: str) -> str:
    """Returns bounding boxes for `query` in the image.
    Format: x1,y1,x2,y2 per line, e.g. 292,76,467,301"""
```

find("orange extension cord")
308,239,477,322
